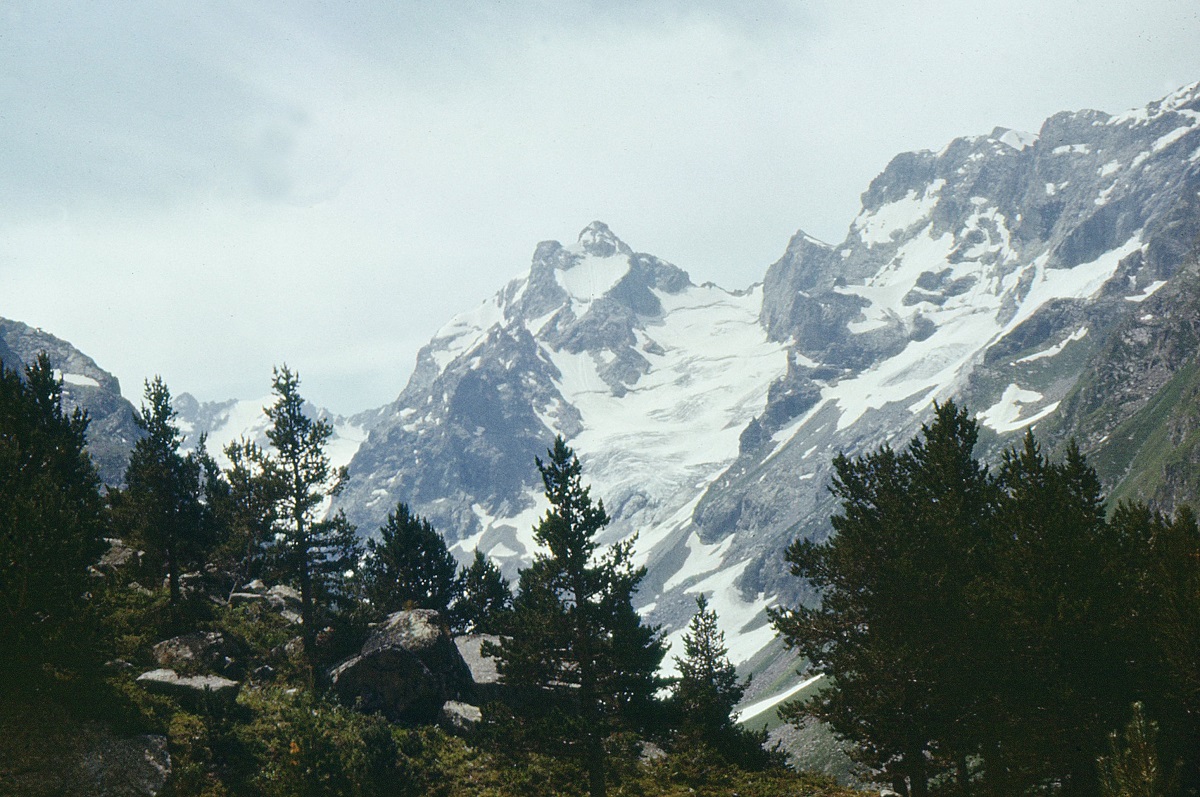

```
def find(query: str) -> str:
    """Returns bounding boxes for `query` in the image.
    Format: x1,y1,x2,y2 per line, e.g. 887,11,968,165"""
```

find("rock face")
136,669,241,704
0,318,142,485
0,719,170,797
152,632,244,678
333,81,1200,669
454,634,503,703
330,610,472,725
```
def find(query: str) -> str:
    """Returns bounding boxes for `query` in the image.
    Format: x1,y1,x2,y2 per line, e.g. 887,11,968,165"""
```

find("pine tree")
362,502,459,616
0,354,106,674
452,548,512,634
1099,703,1174,797
488,437,665,797
111,376,214,628
769,401,995,796
984,434,1132,794
259,365,360,682
673,594,743,743
208,437,282,597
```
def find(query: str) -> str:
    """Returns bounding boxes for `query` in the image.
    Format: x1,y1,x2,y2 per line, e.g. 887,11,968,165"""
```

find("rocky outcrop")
454,633,503,703
136,669,240,705
330,610,472,725
0,317,142,486
0,718,170,797
152,631,245,678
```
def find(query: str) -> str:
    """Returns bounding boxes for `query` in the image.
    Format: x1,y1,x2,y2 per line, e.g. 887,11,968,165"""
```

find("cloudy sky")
4,1,1200,414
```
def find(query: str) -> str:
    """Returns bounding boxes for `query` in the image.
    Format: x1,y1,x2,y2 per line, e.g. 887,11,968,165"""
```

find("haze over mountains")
6,79,1200,671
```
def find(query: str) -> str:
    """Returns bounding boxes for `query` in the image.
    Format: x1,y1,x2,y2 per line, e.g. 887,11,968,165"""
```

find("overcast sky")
4,1,1200,414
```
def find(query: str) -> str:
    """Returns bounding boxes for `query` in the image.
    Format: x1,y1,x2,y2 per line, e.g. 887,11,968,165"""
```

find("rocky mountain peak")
576,220,632,258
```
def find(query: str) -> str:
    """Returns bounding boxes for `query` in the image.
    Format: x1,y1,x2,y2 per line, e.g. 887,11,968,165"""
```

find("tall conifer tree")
363,502,459,616
260,365,360,682
489,437,665,797
113,376,213,628
0,355,106,672
453,548,512,634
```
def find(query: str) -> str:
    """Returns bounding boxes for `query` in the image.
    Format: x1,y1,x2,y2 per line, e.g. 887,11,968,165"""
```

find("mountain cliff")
0,318,141,486
339,81,1200,665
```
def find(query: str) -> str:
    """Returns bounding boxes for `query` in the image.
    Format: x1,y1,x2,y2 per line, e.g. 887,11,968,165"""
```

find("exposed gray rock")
454,634,502,702
152,631,244,677
97,538,142,572
0,720,170,797
136,668,240,704
438,700,482,733
331,610,473,725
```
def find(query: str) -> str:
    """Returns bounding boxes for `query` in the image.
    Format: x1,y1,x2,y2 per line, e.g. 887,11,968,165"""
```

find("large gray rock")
136,668,240,705
454,634,502,702
0,720,170,797
438,700,482,734
331,609,473,725
152,631,244,677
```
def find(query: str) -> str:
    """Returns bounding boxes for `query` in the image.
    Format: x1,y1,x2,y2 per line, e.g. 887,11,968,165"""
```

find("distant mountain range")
8,79,1200,677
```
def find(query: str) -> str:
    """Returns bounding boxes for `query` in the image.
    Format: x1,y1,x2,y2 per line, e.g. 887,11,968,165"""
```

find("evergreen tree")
362,502,459,616
1111,501,1200,793
1099,702,1174,797
111,376,215,628
452,548,512,634
769,402,995,797
488,437,666,797
670,594,776,769
208,437,282,597
982,433,1132,794
673,594,743,744
0,355,107,674
259,365,360,681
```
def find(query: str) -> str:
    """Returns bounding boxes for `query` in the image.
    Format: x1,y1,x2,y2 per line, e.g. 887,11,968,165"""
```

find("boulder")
266,584,301,609
136,669,240,705
265,585,304,623
152,631,244,677
438,700,482,734
96,538,142,573
454,634,503,702
330,609,473,725
0,718,170,797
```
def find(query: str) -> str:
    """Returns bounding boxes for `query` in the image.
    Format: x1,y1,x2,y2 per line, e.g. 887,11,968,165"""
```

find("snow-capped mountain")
0,317,141,486
338,222,789,660
174,393,375,474
340,80,1200,667
706,79,1200,609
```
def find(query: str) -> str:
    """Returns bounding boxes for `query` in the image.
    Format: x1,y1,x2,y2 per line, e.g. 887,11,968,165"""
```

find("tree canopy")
488,437,666,797
0,354,107,673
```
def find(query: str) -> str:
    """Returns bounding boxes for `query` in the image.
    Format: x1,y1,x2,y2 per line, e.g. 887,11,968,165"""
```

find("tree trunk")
166,537,180,630
587,738,606,797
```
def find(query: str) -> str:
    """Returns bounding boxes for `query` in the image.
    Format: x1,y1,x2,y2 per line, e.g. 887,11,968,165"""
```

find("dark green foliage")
0,354,107,675
258,366,361,679
978,433,1134,793
111,376,219,629
1098,702,1176,797
453,548,513,634
363,502,459,616
1109,502,1200,792
487,437,666,797
207,437,282,598
772,401,1200,796
671,594,776,769
771,402,993,796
